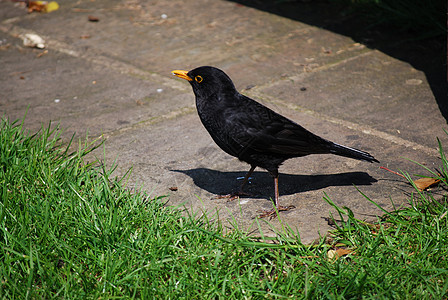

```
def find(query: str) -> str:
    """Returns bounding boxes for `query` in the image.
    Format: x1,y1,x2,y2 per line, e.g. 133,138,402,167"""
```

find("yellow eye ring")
195,75,203,83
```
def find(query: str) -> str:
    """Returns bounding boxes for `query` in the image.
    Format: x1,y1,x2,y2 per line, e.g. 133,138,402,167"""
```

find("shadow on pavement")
228,0,447,123
172,168,377,199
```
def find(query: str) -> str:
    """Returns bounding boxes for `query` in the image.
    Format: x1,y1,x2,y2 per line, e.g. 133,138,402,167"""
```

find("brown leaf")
381,167,442,191
413,177,441,191
169,186,178,191
28,1,46,13
327,248,353,261
28,1,59,13
335,248,353,257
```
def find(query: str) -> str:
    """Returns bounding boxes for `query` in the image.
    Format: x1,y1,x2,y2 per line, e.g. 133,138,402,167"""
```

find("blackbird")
172,66,379,217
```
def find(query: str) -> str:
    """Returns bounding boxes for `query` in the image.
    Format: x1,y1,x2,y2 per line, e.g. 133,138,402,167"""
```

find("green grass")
1,116,447,299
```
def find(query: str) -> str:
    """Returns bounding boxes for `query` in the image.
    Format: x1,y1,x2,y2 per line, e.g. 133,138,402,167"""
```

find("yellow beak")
172,70,192,81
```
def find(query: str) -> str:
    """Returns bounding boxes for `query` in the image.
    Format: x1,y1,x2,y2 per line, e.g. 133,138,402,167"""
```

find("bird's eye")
195,75,203,83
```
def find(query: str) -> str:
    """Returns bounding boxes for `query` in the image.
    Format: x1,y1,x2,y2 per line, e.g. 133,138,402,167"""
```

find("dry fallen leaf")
28,1,59,13
335,248,352,257
413,177,441,191
45,1,59,12
169,187,178,191
28,1,45,12
380,167,442,191
327,248,353,261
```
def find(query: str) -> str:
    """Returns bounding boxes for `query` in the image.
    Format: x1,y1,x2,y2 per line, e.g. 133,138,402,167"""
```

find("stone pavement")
1,0,446,243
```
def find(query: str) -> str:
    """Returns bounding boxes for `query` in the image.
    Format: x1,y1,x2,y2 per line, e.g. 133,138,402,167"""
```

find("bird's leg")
259,171,295,218
216,165,256,201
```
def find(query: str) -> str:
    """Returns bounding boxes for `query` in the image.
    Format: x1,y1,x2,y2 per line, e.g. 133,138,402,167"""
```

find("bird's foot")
259,205,296,219
215,191,253,202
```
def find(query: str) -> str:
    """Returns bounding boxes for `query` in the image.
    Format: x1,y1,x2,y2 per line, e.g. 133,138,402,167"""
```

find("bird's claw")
259,205,295,219
215,191,253,202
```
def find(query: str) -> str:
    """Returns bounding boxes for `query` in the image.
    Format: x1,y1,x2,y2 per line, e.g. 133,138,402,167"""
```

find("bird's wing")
225,97,331,156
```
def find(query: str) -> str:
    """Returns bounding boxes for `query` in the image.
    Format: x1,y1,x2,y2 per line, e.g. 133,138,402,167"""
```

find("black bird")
172,66,379,217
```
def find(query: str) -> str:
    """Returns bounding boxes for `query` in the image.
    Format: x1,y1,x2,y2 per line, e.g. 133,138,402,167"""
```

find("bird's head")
172,66,237,99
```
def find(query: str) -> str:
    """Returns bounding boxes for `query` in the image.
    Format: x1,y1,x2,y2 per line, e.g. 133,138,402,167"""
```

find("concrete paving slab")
256,50,447,150
5,0,371,88
0,0,24,20
0,30,192,139
0,0,446,243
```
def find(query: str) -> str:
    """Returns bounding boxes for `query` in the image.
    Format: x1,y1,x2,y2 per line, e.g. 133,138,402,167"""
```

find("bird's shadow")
171,168,377,199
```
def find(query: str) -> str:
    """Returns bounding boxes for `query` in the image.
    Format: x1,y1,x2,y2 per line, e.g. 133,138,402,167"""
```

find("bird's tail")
329,142,379,163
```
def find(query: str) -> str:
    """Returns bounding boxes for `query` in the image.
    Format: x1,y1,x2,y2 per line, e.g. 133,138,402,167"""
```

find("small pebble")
300,87,307,91
405,79,422,86
88,15,99,22
54,99,60,103
161,14,167,19
157,88,163,93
